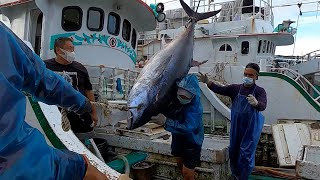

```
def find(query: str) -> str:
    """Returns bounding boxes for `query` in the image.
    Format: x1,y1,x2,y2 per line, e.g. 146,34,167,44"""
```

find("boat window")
107,12,121,35
226,44,232,51
262,40,266,53
87,7,104,31
267,41,270,53
62,6,83,31
241,41,249,54
258,40,262,53
219,44,232,51
131,29,137,49
273,44,276,54
122,19,131,42
219,44,226,51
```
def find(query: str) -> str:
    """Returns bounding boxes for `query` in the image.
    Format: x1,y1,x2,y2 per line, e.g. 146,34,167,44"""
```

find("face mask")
242,77,254,85
59,48,75,63
177,95,192,105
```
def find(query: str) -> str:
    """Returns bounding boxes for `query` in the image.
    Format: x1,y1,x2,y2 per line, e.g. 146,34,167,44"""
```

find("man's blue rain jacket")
164,74,204,146
0,22,91,179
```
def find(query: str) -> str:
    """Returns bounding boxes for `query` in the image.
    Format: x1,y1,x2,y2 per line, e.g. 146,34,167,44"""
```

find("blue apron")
229,86,265,180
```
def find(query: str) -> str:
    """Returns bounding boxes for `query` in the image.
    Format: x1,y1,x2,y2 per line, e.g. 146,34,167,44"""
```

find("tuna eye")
137,103,143,110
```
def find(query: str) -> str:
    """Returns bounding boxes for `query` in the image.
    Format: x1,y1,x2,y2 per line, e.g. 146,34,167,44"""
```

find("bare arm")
85,90,96,112
85,90,98,126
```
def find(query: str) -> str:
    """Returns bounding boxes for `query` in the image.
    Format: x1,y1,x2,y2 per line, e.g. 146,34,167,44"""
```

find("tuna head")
127,82,151,129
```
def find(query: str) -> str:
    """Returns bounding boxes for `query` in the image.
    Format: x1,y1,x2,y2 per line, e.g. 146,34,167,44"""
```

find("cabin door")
30,9,43,55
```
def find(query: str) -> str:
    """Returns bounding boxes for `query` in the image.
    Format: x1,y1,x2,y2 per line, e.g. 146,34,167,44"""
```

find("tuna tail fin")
179,0,221,22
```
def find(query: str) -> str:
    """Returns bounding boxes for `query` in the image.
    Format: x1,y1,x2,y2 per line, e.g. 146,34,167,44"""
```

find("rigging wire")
292,14,300,56
272,1,319,8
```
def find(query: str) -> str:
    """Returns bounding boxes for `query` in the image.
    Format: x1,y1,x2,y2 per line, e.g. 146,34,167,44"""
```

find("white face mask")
177,95,192,105
242,77,254,85
59,48,75,63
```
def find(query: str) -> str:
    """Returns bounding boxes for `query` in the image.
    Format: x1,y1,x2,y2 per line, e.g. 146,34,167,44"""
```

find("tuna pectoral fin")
179,0,221,21
196,10,221,22
191,60,208,67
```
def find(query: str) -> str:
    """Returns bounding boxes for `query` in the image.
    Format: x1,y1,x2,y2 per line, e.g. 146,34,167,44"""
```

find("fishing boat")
1,0,320,179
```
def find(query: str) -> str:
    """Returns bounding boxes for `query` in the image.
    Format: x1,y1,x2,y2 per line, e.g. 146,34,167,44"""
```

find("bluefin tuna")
127,0,221,129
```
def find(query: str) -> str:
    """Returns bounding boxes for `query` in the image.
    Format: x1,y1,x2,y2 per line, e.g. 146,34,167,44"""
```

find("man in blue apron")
0,22,107,179
199,63,267,180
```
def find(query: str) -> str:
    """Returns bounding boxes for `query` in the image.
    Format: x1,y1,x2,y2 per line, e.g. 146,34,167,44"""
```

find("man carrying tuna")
157,74,204,180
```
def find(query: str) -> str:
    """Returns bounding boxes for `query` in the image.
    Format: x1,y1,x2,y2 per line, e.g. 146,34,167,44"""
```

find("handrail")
301,49,320,62
269,68,320,104
84,65,140,101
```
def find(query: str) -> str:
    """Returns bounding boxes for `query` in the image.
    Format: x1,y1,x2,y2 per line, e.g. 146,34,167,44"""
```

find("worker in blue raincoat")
157,74,203,180
0,22,107,179
199,63,267,180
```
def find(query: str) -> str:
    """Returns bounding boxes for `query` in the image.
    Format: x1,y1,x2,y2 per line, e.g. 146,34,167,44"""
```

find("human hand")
198,72,209,84
247,94,258,107
82,155,109,180
150,114,167,125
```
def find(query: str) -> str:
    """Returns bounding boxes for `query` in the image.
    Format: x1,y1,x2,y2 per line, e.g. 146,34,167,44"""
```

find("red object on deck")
0,0,33,8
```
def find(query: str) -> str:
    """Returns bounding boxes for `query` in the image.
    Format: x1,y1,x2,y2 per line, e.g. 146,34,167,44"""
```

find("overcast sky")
145,0,320,56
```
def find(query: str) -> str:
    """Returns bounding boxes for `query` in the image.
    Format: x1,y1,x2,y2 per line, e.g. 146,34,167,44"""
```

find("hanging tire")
156,12,166,23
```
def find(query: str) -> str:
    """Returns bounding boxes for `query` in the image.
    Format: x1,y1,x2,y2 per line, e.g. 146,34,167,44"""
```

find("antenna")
196,0,201,12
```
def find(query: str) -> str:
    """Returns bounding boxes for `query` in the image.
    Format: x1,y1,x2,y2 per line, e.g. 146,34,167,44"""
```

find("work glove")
198,72,209,84
247,94,258,107
150,114,167,125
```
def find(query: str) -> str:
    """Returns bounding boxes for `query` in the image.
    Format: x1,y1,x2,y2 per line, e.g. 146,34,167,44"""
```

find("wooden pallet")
116,120,169,140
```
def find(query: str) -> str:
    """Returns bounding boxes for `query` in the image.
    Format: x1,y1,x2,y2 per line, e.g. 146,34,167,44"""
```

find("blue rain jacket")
0,22,90,179
163,74,204,146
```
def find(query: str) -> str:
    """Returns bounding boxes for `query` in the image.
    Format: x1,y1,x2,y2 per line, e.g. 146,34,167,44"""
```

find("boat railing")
211,0,273,23
300,49,320,62
270,68,320,104
138,0,273,45
84,65,140,101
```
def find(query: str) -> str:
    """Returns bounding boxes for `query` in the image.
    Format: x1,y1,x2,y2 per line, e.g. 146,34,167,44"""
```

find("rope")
205,63,233,107
114,155,130,175
61,109,71,132
253,166,298,179
61,101,130,132
207,62,229,84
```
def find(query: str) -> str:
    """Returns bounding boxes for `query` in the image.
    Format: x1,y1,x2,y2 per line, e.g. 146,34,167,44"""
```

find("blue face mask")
177,95,192,105
242,77,254,85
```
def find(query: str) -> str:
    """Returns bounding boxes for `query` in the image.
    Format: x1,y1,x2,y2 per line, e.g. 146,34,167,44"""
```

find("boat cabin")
0,0,157,69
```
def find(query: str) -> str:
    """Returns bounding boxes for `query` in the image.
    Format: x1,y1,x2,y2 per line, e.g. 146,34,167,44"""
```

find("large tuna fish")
127,0,220,129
